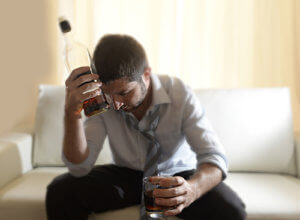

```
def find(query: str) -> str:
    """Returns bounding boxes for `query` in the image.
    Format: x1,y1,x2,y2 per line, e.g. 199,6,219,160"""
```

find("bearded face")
101,77,148,112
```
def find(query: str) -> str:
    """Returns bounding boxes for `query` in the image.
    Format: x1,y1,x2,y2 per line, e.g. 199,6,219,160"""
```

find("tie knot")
121,105,160,135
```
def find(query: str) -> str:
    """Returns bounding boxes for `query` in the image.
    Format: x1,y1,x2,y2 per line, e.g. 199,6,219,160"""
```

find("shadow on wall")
0,0,56,134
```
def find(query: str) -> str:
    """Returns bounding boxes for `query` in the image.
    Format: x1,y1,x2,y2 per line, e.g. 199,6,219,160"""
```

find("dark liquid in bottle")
76,70,108,117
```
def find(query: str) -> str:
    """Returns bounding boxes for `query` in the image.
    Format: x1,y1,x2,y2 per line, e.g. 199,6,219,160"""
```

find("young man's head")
93,34,151,112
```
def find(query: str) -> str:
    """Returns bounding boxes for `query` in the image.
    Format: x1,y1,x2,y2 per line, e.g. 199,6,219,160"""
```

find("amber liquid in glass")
144,189,168,212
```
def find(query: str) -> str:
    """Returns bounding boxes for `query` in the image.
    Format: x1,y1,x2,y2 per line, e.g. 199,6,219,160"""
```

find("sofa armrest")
0,132,33,188
295,133,300,178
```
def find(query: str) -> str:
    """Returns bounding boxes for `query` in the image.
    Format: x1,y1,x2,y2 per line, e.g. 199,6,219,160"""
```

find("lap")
47,165,246,219
47,164,143,213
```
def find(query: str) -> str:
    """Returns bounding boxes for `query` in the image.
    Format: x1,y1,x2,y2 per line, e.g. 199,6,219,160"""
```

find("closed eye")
119,90,131,96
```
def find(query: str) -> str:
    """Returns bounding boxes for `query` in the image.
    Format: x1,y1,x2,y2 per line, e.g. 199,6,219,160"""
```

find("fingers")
78,82,101,95
64,67,104,115
65,67,100,88
67,74,100,90
65,66,90,86
164,203,185,216
154,185,186,198
73,74,100,89
155,195,185,207
80,89,102,103
147,176,195,217
150,176,184,188
149,176,189,216
149,176,165,184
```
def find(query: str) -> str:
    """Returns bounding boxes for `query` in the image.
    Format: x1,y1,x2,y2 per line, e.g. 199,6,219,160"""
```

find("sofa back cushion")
33,85,296,175
33,85,112,167
194,88,296,175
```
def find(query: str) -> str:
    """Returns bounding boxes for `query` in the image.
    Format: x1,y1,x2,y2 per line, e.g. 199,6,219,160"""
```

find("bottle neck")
62,31,75,45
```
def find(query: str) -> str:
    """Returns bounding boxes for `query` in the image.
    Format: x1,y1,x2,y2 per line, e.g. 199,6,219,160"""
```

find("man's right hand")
64,66,103,117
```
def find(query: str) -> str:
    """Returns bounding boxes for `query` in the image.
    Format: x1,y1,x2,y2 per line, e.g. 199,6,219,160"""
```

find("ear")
142,67,151,82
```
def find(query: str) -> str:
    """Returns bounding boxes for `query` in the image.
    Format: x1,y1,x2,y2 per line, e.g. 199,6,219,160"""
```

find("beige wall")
0,0,59,134
295,0,300,134
71,0,300,133
0,0,299,134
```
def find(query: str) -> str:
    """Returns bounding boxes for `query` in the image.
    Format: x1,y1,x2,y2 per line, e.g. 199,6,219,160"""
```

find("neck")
132,80,153,121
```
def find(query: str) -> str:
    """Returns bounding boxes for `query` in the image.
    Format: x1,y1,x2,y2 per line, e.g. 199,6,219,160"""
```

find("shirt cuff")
61,150,94,177
197,153,228,180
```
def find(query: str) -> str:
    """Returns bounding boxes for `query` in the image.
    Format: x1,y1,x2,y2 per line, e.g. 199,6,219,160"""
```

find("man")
46,34,246,220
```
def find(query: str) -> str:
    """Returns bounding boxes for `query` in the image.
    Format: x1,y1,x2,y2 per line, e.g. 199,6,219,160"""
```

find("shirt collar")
150,74,171,107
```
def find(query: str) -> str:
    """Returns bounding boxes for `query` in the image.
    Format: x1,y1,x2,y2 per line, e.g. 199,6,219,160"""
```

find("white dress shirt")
62,74,228,178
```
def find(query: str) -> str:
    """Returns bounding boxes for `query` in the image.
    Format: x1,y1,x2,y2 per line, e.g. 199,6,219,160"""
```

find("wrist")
187,179,202,201
64,105,82,120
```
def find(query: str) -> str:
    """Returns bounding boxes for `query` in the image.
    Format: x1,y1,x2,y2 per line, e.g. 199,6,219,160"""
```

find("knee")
46,173,74,203
46,173,88,219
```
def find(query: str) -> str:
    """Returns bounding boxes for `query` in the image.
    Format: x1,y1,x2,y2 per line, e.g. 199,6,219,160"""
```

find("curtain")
58,0,300,132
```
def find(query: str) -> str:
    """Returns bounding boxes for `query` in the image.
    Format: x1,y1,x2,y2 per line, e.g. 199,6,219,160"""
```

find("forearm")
187,163,222,200
63,109,89,164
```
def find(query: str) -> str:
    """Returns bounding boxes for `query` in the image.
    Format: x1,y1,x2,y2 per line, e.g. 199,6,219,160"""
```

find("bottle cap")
58,16,71,33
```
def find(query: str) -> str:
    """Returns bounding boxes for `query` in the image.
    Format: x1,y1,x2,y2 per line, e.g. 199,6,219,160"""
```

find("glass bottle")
58,17,108,117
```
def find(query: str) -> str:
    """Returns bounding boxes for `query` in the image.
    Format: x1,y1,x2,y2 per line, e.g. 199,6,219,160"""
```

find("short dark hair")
93,34,148,84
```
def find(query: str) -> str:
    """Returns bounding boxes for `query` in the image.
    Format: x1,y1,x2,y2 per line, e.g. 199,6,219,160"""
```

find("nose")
112,96,124,110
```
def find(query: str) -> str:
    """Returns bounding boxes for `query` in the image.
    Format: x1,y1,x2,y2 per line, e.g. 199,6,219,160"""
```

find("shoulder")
156,74,194,105
156,74,186,90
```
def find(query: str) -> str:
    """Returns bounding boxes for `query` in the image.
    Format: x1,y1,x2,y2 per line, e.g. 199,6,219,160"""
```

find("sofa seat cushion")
0,167,178,220
0,167,67,220
1,168,300,220
224,173,300,220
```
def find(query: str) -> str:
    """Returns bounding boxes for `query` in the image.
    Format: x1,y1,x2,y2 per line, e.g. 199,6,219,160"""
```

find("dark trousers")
46,164,246,220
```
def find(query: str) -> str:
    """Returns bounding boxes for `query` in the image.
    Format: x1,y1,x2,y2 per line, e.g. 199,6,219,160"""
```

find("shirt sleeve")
62,114,107,177
182,87,228,179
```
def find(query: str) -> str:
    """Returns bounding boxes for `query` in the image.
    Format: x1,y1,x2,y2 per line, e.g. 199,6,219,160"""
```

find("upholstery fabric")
0,133,32,188
224,173,300,220
33,85,65,166
1,86,299,220
33,86,295,175
1,168,300,220
33,85,112,167
295,134,300,177
195,88,296,175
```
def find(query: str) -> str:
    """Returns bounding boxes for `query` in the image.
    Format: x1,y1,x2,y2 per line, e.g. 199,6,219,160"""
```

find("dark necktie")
121,105,161,219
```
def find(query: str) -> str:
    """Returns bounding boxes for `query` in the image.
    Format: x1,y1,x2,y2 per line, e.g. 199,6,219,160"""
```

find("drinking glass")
143,176,173,219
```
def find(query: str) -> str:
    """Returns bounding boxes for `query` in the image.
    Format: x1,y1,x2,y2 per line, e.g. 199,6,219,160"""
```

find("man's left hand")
150,176,198,216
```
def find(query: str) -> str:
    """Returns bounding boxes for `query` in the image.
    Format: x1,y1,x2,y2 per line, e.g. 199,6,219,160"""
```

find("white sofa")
0,85,300,220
